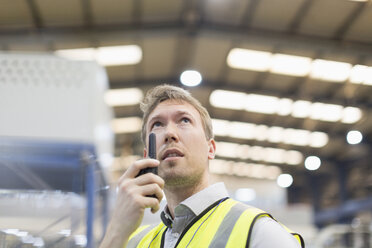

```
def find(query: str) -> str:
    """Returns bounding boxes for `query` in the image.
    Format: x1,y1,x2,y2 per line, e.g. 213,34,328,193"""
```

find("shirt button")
173,233,180,238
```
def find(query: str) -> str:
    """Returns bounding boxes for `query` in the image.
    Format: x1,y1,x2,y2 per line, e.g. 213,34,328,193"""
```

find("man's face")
145,99,215,188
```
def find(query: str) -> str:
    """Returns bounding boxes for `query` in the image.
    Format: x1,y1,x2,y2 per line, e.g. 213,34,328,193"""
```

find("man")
100,85,304,248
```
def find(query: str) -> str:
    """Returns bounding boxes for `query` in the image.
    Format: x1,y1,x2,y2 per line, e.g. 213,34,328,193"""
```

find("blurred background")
0,0,372,247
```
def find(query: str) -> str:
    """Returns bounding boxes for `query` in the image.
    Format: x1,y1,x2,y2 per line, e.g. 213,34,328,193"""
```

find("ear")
143,148,148,158
207,139,216,160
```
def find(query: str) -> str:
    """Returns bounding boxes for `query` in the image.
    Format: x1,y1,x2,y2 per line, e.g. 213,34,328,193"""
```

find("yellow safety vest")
127,198,304,248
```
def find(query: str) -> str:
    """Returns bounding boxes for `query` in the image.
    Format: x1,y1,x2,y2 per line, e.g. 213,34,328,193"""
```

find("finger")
120,158,159,181
142,197,161,213
140,184,164,200
135,173,164,189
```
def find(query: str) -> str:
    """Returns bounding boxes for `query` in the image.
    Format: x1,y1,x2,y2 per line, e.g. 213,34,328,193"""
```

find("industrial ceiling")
1,0,372,227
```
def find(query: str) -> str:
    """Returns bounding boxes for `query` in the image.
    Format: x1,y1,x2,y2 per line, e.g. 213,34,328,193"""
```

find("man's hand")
100,158,164,248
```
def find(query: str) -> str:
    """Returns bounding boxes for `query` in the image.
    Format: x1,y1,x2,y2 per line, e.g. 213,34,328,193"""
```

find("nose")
163,123,179,143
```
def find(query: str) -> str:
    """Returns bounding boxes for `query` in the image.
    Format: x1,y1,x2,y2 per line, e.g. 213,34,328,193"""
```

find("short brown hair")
140,84,213,145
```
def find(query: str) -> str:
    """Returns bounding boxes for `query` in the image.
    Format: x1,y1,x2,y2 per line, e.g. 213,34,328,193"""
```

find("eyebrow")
148,110,194,124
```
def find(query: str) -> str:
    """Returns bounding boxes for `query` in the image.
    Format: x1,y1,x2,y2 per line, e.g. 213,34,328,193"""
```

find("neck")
164,177,209,218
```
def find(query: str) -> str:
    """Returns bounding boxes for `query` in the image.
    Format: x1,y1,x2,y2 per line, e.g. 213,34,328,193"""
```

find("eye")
181,117,191,123
151,121,162,129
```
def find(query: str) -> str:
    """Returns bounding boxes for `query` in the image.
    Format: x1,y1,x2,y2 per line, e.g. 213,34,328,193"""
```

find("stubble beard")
160,161,204,189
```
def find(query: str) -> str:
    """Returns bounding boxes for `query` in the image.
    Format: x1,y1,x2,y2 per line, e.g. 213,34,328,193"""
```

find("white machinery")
0,52,114,247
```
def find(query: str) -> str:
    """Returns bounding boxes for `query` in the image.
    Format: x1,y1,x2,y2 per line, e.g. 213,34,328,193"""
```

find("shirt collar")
178,182,229,216
161,182,229,228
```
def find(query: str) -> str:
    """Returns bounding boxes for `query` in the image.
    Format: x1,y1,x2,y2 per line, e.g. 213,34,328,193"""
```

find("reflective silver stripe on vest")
208,202,249,248
127,225,154,248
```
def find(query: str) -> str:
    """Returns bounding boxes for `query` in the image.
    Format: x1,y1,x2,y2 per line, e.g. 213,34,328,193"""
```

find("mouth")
161,148,184,161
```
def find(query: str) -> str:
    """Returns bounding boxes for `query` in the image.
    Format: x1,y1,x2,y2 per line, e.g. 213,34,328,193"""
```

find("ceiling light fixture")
311,59,352,82
304,156,321,171
277,174,293,188
180,70,202,87
227,48,271,71
55,45,142,66
346,130,363,145
215,141,303,165
212,119,329,148
210,159,281,179
210,90,362,124
104,88,143,107
226,48,371,84
111,117,142,134
350,65,372,85
270,53,312,76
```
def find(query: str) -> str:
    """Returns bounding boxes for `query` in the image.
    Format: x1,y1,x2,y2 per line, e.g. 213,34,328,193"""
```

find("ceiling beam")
333,1,368,40
81,0,94,28
239,0,260,28
25,0,43,29
0,21,371,55
288,0,314,33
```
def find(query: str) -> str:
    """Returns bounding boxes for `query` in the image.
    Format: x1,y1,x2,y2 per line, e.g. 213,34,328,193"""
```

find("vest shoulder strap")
126,223,166,248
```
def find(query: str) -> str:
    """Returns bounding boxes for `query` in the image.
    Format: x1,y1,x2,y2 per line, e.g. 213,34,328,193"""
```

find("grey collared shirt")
162,182,300,248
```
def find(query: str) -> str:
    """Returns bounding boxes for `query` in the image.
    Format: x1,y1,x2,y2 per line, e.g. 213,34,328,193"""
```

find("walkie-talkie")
137,133,157,177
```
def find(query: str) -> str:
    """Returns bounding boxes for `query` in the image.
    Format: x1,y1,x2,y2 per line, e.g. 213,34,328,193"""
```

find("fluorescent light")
309,132,329,148
235,188,256,202
277,174,293,188
292,100,311,118
350,65,368,84
282,128,310,146
210,90,246,110
365,68,372,85
270,54,312,76
342,107,362,124
210,90,362,124
229,122,256,140
209,159,281,179
111,117,142,134
97,45,142,66
245,94,279,114
350,65,372,85
305,156,321,171
267,126,284,143
215,141,303,165
104,88,143,107
212,119,230,136
311,59,352,82
180,70,202,87
310,102,343,122
212,119,329,148
55,48,95,60
286,150,304,165
346,130,363,145
227,48,271,71
254,125,269,141
214,142,240,158
263,147,284,164
55,45,142,66
227,48,372,86
277,98,293,116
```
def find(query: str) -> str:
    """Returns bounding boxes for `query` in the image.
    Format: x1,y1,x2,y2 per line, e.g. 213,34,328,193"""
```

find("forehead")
147,99,201,122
